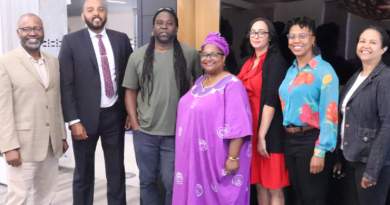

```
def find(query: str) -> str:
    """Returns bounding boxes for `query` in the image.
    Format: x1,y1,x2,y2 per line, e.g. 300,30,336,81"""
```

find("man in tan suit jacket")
0,14,68,204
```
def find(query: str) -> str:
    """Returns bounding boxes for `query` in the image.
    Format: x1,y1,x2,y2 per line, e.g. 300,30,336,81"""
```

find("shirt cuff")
69,119,80,126
314,148,326,158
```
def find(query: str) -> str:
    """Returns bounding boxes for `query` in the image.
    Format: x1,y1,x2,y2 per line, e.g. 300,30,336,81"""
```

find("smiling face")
82,0,107,33
201,44,226,75
17,15,44,51
153,11,177,44
288,25,315,59
249,21,270,53
357,29,387,64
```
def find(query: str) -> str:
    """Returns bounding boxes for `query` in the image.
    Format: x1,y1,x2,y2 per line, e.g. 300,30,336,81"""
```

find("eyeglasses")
249,31,269,38
200,52,224,58
286,33,312,40
18,27,44,34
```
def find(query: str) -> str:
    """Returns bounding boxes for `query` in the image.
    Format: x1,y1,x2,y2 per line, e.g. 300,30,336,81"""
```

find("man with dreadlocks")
123,7,202,205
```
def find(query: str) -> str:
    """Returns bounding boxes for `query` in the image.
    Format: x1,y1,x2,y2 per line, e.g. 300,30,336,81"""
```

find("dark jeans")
344,160,390,205
133,130,175,205
284,129,334,205
72,104,126,205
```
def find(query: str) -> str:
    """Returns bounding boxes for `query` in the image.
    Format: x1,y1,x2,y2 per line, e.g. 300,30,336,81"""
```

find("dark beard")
84,17,107,31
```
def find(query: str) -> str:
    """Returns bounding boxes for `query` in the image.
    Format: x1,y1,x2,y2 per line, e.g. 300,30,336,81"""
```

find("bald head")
17,13,43,28
83,0,105,12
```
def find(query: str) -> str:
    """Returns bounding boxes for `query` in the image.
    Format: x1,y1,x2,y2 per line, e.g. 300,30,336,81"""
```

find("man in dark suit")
58,0,133,204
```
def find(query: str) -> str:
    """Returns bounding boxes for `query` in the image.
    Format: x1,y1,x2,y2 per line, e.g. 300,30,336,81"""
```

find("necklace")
202,71,224,92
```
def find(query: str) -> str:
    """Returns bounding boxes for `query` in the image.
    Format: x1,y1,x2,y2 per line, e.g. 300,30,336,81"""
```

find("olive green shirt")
122,43,202,135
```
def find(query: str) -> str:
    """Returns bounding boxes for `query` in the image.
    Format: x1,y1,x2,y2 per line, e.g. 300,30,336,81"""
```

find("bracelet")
228,157,239,161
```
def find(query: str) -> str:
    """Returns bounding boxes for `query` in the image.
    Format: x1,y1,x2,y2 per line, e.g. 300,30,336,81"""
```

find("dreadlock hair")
140,8,189,105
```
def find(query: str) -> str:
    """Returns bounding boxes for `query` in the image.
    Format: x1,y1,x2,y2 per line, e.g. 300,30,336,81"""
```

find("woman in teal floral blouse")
278,16,339,205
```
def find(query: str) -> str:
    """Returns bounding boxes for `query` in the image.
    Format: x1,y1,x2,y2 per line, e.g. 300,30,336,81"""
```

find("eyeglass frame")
249,31,269,38
199,52,225,58
18,27,44,34
286,33,312,40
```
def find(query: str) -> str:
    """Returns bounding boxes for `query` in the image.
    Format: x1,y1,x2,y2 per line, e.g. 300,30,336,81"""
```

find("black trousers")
344,160,390,205
72,104,126,205
284,129,334,205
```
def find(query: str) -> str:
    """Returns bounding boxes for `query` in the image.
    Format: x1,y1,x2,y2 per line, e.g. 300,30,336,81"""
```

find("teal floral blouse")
278,55,339,158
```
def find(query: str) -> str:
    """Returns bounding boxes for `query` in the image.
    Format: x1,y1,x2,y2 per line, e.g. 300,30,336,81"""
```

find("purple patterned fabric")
201,32,230,56
173,74,253,205
96,34,114,98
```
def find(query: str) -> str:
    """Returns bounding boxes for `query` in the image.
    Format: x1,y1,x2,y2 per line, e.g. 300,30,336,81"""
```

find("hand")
225,159,240,175
5,149,22,167
124,115,131,131
71,122,88,140
62,140,69,153
257,138,269,158
333,163,345,179
361,177,376,189
131,120,140,131
310,155,324,174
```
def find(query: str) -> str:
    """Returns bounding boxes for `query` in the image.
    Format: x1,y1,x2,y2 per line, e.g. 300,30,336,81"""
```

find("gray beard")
21,38,43,51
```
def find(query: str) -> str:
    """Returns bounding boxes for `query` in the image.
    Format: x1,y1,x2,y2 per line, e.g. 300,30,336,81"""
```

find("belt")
100,102,118,112
285,125,316,133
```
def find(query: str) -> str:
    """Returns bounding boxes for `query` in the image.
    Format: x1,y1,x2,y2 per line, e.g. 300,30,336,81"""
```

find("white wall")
67,16,85,34
274,0,325,26
106,7,136,42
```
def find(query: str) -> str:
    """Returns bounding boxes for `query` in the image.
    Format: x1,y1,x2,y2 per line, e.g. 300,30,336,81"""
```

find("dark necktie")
96,34,114,98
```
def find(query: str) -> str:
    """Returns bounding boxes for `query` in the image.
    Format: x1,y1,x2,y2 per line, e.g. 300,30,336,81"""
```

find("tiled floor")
0,167,140,205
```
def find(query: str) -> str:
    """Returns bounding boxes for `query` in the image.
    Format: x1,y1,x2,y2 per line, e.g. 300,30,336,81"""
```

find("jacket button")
346,124,350,128
46,105,48,109
46,123,49,126
346,107,350,110
363,137,368,142
344,142,348,146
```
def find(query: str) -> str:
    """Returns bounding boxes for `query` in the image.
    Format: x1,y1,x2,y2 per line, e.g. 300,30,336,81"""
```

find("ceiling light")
107,0,126,4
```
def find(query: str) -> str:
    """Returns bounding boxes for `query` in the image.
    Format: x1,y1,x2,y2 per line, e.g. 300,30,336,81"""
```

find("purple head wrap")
201,32,229,56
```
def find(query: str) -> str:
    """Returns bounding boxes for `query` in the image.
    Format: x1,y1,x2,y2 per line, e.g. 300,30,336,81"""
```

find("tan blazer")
0,46,66,162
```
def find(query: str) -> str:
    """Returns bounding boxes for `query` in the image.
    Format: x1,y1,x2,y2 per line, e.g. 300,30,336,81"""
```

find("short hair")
247,18,280,54
284,16,316,36
358,25,390,49
17,13,42,27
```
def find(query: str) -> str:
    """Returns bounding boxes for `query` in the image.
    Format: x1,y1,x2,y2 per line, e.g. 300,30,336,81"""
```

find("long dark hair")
140,11,189,104
247,18,280,57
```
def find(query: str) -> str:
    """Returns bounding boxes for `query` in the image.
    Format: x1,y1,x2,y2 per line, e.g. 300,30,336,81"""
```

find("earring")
312,44,314,47
151,32,155,36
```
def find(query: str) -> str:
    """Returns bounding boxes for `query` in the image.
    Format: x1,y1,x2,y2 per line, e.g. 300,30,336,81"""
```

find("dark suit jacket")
59,28,133,134
258,52,288,153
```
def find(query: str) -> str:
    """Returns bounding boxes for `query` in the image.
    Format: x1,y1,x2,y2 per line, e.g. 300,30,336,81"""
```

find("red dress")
238,52,289,189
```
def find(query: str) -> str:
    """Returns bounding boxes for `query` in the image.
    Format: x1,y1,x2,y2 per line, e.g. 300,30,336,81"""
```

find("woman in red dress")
238,18,289,205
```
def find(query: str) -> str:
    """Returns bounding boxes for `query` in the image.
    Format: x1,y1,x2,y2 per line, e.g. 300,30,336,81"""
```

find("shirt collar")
88,28,107,39
292,55,322,69
22,47,44,63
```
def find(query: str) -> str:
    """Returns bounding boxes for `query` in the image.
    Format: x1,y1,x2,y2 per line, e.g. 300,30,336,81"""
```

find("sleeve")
364,75,390,182
315,66,339,157
0,61,21,153
191,50,203,81
223,79,253,139
58,35,79,123
265,55,288,108
122,54,139,90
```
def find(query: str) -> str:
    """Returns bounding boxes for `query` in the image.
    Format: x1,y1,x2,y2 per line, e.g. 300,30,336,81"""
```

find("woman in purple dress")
172,32,253,205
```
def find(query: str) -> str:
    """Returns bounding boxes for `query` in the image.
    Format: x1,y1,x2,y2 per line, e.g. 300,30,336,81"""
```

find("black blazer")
59,28,133,134
258,52,288,153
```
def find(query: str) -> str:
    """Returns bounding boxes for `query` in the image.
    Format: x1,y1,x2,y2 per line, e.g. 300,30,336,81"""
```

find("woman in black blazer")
237,18,289,205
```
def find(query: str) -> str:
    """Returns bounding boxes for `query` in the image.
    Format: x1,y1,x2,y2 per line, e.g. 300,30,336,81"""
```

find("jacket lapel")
345,62,385,104
16,46,45,88
82,28,99,70
42,52,54,88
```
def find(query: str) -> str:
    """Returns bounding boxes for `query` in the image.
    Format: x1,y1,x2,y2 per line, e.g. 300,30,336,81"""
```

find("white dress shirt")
69,28,118,126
